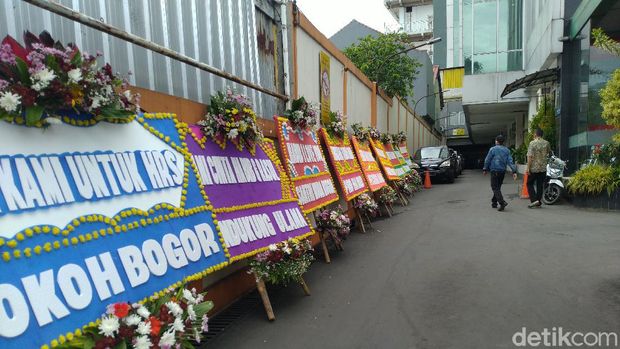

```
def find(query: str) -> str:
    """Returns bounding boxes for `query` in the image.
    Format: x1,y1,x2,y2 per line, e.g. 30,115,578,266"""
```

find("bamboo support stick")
255,278,275,321
299,277,311,296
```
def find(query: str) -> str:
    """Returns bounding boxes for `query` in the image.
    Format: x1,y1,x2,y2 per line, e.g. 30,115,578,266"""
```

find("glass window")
473,0,497,54
453,0,461,65
463,0,472,58
473,53,497,74
498,0,523,52
497,51,522,71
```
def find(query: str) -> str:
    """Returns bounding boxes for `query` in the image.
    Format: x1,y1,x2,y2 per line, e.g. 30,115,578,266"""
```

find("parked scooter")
542,154,568,205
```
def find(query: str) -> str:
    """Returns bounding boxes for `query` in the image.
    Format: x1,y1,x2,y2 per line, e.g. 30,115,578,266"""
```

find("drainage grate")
198,291,262,346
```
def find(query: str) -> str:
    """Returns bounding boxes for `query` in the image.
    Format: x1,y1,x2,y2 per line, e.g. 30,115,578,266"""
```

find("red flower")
149,316,162,336
113,303,130,318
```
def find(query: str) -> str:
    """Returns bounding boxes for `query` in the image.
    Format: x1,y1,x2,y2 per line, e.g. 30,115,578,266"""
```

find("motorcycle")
542,154,567,205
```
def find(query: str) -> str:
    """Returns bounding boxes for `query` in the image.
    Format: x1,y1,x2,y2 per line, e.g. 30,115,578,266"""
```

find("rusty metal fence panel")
0,0,285,118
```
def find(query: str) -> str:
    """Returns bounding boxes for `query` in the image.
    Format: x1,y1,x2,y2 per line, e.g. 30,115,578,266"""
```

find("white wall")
523,0,564,74
346,74,372,130
462,71,528,105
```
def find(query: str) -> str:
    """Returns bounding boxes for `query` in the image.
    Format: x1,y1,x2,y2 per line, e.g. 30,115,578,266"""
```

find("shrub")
568,164,620,196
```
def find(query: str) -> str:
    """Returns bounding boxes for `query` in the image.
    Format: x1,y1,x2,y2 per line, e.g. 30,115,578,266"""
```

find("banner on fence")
185,126,313,262
319,51,331,126
318,129,368,201
0,113,228,348
369,139,399,181
351,136,387,192
275,117,339,213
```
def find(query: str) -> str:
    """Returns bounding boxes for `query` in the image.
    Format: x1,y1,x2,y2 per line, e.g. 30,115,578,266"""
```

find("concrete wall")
462,71,528,105
523,0,564,73
346,74,373,128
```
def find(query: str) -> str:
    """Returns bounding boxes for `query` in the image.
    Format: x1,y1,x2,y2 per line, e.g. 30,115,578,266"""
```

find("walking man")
483,135,518,211
526,128,551,208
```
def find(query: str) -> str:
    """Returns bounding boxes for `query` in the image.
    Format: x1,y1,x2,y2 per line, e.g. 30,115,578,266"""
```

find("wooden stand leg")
364,212,373,230
299,277,311,296
384,203,392,217
256,278,275,321
319,231,331,263
356,208,366,233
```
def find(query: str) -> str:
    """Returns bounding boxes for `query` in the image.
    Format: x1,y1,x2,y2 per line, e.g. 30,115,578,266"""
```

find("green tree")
592,28,620,142
343,32,422,98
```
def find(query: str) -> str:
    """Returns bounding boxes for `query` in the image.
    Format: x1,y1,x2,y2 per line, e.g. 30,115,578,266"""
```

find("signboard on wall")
0,113,228,348
369,139,399,181
318,129,368,201
319,51,331,126
185,126,314,262
275,117,339,213
351,136,388,192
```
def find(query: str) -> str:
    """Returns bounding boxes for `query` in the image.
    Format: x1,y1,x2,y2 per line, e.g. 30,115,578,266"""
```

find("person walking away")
526,128,551,208
483,135,518,211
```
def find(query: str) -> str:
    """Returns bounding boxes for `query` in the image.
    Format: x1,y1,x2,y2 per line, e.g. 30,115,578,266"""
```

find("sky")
295,0,400,38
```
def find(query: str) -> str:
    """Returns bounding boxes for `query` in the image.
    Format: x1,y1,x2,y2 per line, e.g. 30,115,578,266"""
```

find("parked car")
412,146,458,183
448,148,463,176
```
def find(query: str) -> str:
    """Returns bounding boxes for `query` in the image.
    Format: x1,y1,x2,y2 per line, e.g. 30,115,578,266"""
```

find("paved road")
207,171,620,349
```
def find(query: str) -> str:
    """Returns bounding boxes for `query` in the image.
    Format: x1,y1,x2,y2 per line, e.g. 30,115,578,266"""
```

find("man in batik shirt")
526,128,551,208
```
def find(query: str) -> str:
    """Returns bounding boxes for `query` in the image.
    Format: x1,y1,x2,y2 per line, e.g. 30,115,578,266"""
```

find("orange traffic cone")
424,170,432,189
520,172,529,199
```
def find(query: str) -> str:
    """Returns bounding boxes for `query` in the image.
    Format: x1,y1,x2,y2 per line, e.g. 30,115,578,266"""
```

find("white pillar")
399,7,406,31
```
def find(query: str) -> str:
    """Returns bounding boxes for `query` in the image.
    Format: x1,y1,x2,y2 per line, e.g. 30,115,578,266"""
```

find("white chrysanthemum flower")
159,330,176,347
31,67,56,91
90,95,106,109
136,306,150,319
136,321,151,336
0,91,21,113
227,128,239,139
268,244,277,252
133,335,151,349
98,315,120,337
172,317,185,332
194,329,202,343
187,304,197,321
165,301,183,318
182,289,196,304
282,246,292,255
124,314,141,326
67,68,82,83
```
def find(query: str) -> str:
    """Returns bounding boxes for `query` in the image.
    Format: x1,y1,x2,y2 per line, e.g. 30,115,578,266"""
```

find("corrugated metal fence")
0,0,286,118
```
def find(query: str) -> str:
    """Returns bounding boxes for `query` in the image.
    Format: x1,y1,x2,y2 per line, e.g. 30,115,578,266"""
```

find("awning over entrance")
500,68,559,98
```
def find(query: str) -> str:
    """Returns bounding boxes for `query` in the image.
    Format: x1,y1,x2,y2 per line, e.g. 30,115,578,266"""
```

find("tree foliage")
343,32,422,98
593,28,620,142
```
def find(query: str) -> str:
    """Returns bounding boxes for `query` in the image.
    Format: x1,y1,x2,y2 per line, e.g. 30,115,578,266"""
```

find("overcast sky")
295,0,400,38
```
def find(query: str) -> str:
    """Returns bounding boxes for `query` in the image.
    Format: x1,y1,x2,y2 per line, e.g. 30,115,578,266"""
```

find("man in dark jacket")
483,135,518,211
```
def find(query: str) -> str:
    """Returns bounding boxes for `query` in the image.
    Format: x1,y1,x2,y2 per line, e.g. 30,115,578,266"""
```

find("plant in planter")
198,88,262,153
0,31,139,127
394,131,407,144
283,96,319,131
56,286,212,349
568,164,620,196
316,206,351,245
248,238,314,286
511,143,528,165
378,185,398,205
404,171,422,191
324,110,346,137
353,192,379,217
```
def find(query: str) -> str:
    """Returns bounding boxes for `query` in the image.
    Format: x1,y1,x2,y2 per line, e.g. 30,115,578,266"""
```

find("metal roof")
500,68,559,98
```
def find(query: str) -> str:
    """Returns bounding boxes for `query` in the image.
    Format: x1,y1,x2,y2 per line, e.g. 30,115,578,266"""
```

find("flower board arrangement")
368,126,381,140
316,206,351,245
56,286,212,349
394,131,407,144
351,122,369,143
378,185,398,205
248,238,314,286
380,132,393,144
0,31,139,127
405,171,423,191
395,179,414,197
283,96,319,131
324,110,346,137
353,192,380,217
198,88,262,153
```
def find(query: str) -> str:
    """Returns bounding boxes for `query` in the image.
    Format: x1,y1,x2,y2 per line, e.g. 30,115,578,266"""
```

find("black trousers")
490,171,506,205
527,171,546,203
